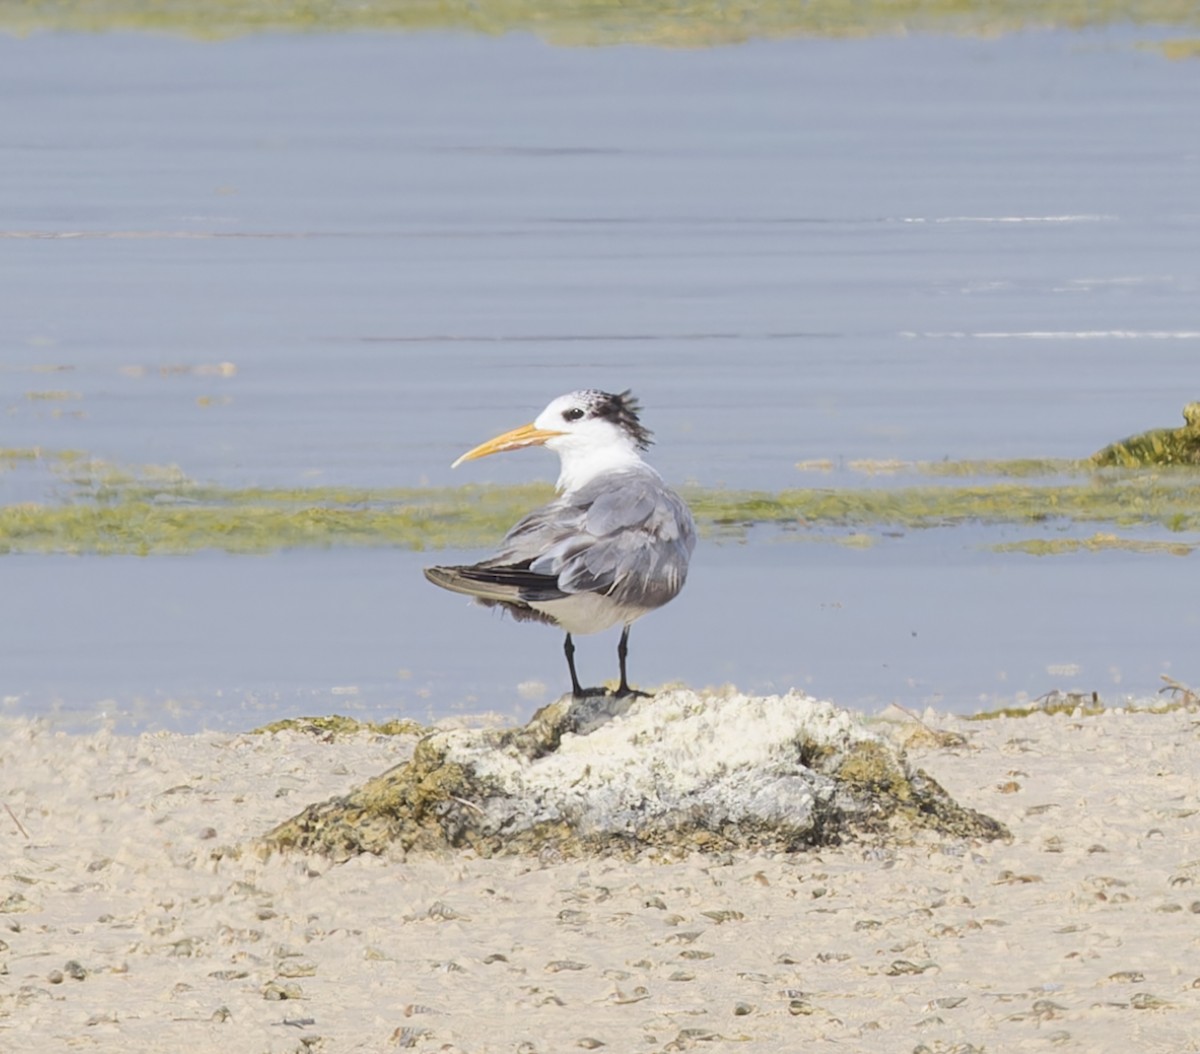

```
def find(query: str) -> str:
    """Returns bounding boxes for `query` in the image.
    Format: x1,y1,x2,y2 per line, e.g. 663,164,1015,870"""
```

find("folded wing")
424,467,695,616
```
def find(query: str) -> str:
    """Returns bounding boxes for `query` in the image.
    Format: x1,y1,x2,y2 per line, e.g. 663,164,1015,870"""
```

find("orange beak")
451,422,566,468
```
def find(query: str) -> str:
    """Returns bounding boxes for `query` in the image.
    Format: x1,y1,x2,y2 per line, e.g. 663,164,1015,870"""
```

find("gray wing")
485,467,696,610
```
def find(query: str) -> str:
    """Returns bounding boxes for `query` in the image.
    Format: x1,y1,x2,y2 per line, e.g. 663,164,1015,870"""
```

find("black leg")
564,633,585,698
615,625,651,698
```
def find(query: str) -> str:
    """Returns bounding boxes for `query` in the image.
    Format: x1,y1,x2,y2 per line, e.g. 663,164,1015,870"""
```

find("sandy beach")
3,702,1199,1053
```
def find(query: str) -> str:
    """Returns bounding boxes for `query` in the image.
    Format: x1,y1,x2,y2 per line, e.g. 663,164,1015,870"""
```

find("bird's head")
451,390,654,490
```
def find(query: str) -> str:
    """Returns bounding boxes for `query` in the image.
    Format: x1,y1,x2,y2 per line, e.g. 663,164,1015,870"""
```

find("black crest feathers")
587,389,654,451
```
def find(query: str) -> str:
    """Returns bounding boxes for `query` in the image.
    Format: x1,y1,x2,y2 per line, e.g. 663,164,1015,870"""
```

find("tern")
424,389,696,698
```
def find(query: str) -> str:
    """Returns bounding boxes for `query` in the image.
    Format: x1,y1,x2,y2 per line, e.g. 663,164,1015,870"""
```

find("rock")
261,689,1005,860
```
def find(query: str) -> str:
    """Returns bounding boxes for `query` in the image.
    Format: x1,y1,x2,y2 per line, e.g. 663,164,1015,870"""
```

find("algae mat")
4,447,1200,556
2,0,1200,46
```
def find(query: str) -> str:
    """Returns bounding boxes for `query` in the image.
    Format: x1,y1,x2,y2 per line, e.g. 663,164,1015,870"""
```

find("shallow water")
3,534,1197,732
2,28,1198,728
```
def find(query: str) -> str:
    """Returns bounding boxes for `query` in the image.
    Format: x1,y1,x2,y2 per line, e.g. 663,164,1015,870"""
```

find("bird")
424,389,696,699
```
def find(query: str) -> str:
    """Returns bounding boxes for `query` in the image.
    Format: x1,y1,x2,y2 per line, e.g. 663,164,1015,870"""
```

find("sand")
2,704,1199,1053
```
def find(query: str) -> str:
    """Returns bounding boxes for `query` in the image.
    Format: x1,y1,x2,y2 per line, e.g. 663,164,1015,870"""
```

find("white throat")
553,440,649,494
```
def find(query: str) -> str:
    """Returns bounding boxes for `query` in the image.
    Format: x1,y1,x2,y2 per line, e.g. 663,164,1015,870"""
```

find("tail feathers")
424,564,565,604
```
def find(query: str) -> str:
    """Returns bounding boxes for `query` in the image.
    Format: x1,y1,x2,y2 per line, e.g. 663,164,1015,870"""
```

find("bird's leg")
564,633,586,698
616,625,651,699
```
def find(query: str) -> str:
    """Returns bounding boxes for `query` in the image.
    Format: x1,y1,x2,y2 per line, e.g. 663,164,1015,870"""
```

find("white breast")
530,592,649,636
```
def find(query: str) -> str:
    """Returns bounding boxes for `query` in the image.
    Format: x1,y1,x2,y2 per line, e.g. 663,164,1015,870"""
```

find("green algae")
0,449,42,472
263,734,493,860
967,697,1106,721
253,714,424,738
967,678,1200,721
991,534,1195,557
0,490,553,555
4,445,1200,555
1091,403,1200,468
913,458,1085,479
1158,37,1200,59
837,457,1084,479
2,0,1199,43
689,472,1200,540
835,740,1006,841
24,390,82,401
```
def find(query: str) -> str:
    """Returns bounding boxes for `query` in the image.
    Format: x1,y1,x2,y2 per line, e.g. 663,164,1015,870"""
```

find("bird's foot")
571,685,651,700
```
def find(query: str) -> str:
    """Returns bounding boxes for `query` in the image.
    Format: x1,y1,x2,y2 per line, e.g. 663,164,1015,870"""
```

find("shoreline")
3,703,1199,1051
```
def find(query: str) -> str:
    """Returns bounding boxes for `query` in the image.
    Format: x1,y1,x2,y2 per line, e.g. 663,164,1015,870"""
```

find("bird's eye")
562,407,585,422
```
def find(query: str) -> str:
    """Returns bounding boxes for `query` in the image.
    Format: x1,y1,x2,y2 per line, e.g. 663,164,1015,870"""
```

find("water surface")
2,29,1198,728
